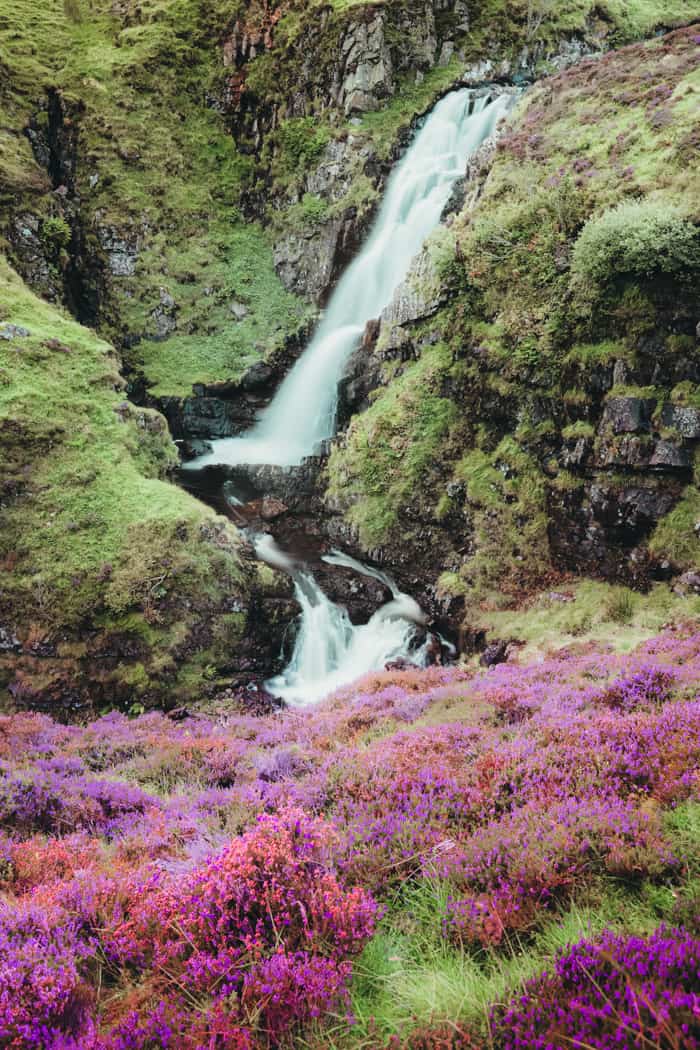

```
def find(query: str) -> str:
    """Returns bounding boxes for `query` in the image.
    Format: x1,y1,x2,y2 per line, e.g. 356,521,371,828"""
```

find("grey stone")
594,436,652,469
179,439,214,461
151,287,178,337
0,324,30,340
561,436,590,468
438,41,455,66
661,403,700,439
273,219,344,302
97,225,141,277
230,301,249,321
340,16,394,115
600,396,656,434
0,627,21,653
305,139,356,202
240,361,274,390
649,440,692,470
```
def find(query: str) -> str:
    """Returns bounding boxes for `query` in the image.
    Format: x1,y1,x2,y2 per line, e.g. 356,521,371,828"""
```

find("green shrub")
41,216,71,254
571,199,700,291
277,117,330,173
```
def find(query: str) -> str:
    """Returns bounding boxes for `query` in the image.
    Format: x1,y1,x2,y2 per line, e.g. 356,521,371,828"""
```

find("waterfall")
187,90,511,470
184,88,513,704
266,565,433,707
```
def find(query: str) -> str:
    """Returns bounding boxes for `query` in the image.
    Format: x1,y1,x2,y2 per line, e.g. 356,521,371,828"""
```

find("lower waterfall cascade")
186,88,514,704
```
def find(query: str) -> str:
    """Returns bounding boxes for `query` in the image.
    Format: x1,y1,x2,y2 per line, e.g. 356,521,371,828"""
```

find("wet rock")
661,403,700,439
381,247,443,335
600,396,656,434
159,395,253,440
590,483,677,532
261,497,288,521
239,360,275,391
480,639,509,667
179,439,214,461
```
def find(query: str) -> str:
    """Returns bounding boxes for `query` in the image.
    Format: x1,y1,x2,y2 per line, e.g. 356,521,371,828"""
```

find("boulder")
661,403,700,439
649,440,692,470
0,324,30,340
179,439,214,461
600,396,656,434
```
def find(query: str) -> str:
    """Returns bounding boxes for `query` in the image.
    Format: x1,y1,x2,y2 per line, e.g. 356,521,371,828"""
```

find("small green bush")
41,216,71,254
571,199,700,290
277,117,330,173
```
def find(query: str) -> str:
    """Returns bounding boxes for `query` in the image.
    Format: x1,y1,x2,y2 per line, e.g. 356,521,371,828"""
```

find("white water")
187,89,511,470
186,89,513,703
266,566,433,706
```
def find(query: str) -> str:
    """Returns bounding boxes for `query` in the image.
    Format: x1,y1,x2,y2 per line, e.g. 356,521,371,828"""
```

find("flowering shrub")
0,627,697,1045
0,905,94,1048
493,926,700,1049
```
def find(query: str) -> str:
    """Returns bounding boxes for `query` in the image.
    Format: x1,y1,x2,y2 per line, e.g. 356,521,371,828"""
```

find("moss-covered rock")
0,257,265,714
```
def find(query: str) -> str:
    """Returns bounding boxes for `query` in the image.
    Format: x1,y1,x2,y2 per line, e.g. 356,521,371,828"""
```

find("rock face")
273,216,353,303
322,26,700,608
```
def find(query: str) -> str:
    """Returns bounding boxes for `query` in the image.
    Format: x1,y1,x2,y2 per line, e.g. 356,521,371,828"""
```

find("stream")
184,89,512,705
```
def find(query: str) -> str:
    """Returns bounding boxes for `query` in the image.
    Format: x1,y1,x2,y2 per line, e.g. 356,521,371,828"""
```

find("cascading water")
185,89,513,704
187,90,512,470
265,565,431,706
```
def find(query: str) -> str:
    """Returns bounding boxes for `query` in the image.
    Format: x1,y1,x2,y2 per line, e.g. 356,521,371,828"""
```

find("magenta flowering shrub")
598,663,676,711
493,926,700,1049
0,905,94,1049
444,796,676,947
97,808,377,1041
0,626,697,1044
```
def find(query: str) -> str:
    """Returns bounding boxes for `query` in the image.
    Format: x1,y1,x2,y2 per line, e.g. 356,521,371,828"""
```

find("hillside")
0,626,698,1045
1,1,700,1046
1,0,699,706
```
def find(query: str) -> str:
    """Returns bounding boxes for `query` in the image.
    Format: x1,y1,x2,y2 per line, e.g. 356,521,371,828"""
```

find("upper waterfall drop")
187,90,511,470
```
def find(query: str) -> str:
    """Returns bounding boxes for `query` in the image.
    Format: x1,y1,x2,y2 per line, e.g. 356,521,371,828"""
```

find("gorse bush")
571,199,700,291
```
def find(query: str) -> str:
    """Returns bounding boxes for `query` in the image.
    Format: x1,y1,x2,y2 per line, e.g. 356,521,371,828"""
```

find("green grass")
481,580,700,656
326,343,458,546
312,800,700,1048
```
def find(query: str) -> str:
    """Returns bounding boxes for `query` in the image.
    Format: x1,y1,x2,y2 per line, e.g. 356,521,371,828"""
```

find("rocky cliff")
326,25,700,630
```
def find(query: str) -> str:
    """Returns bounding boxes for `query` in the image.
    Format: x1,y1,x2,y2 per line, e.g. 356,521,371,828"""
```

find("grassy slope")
327,25,700,612
0,0,310,396
0,256,249,706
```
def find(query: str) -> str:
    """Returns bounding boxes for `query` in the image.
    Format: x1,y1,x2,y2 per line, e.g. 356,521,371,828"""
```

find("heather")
0,625,698,1046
